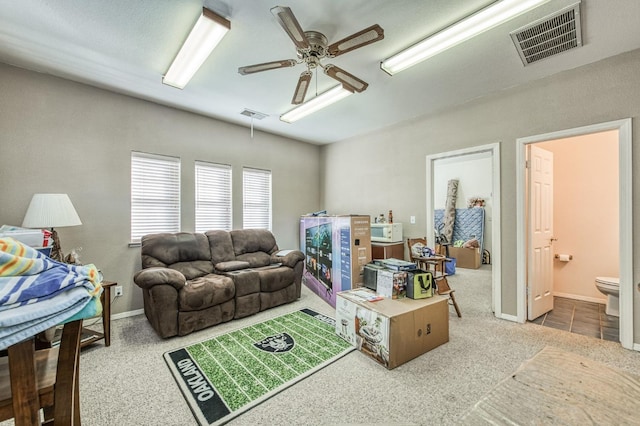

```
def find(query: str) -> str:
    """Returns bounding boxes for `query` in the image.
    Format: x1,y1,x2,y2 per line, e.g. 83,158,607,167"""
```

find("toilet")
595,277,620,317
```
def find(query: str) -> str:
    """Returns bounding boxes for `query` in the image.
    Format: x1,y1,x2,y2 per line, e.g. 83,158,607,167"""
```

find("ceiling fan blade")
323,64,368,93
292,71,312,104
238,59,297,75
270,6,310,50
327,24,384,57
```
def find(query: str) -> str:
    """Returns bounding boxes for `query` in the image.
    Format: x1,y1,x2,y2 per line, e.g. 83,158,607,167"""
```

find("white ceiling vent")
511,2,582,66
240,109,268,120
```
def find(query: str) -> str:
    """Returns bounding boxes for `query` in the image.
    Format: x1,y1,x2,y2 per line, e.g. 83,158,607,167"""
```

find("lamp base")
49,229,64,262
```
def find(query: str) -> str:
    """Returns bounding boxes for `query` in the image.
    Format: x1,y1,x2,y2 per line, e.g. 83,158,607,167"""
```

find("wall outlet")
114,286,123,297
410,215,416,224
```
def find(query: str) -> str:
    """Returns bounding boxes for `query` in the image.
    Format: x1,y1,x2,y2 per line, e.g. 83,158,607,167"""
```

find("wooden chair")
0,319,83,425
407,237,428,269
434,275,462,318
407,238,461,318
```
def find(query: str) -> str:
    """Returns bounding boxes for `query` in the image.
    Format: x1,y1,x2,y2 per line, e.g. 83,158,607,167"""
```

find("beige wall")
538,132,619,303
321,48,639,340
0,63,321,315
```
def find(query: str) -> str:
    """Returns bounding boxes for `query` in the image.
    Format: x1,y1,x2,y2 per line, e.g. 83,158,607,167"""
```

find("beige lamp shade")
22,194,82,229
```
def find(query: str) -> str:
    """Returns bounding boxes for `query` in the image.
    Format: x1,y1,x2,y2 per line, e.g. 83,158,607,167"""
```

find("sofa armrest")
272,250,304,268
134,267,187,290
215,260,251,272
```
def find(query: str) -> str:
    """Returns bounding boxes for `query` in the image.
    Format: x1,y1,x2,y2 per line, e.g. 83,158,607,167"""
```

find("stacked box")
335,289,449,369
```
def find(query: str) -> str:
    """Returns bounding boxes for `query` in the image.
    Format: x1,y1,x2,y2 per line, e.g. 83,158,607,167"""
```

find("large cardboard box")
335,289,449,369
300,215,372,307
448,246,481,269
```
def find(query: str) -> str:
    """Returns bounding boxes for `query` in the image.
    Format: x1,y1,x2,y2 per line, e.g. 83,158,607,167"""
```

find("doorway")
426,143,502,316
516,119,633,349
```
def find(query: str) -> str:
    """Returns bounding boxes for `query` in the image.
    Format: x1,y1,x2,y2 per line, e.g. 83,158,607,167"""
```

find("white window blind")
195,161,232,232
131,152,180,242
243,167,272,230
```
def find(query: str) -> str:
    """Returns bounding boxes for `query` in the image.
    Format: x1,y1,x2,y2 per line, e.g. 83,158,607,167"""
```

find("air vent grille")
511,2,582,66
240,109,268,120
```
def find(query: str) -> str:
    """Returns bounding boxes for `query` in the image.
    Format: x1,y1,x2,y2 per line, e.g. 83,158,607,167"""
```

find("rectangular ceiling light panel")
163,7,230,89
381,0,552,75
280,85,353,123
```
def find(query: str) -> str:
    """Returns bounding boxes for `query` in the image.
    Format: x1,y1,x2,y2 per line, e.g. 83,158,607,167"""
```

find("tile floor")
530,296,619,342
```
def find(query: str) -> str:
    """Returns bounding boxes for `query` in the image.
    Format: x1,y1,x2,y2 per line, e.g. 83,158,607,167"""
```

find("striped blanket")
0,237,103,350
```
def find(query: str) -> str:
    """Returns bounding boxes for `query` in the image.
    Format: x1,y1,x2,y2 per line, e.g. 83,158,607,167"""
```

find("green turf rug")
164,308,354,425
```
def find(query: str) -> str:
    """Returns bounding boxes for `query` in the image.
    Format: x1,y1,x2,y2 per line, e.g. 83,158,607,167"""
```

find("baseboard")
633,343,640,352
553,292,605,305
499,313,518,322
112,308,144,321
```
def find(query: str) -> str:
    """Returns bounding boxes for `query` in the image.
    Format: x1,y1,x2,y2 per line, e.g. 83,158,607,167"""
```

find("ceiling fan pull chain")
250,115,254,139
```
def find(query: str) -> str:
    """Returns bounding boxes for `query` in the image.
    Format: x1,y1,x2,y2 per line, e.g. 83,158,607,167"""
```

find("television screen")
317,222,333,290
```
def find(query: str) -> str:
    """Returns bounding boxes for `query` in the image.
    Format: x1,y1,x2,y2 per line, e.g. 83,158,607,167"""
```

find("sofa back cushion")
140,232,213,280
205,230,236,265
230,229,279,268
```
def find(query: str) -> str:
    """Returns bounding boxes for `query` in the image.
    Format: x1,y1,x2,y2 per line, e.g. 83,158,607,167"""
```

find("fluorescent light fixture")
280,85,353,123
381,0,551,75
163,7,230,89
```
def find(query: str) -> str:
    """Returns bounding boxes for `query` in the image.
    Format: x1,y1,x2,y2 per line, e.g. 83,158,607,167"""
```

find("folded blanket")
0,237,101,309
0,237,103,350
0,288,101,349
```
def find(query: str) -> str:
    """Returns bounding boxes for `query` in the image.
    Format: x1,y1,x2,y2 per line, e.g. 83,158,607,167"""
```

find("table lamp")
22,194,82,262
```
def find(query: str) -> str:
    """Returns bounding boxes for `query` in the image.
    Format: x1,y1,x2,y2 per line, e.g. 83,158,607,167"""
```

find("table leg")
101,285,112,347
8,339,40,426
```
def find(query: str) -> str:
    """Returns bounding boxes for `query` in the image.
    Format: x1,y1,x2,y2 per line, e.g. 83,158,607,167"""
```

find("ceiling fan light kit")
239,6,384,107
380,0,551,75
163,7,230,89
280,85,353,123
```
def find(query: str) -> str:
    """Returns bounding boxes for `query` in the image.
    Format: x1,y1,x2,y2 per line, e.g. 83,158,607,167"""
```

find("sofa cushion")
257,267,295,293
178,274,235,312
141,232,213,280
205,230,236,265
235,251,272,268
230,229,278,257
215,260,251,272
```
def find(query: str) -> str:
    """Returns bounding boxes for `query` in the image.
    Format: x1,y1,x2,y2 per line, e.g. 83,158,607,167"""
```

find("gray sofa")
133,229,304,338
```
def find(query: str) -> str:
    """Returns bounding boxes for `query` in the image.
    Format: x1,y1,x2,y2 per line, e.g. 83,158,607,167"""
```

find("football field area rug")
164,308,354,425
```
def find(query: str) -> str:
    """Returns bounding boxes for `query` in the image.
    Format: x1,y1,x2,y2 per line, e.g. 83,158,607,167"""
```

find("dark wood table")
0,320,83,425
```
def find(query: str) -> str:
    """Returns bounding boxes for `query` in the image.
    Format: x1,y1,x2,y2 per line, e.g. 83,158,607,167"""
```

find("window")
195,161,232,232
243,167,272,230
131,152,180,242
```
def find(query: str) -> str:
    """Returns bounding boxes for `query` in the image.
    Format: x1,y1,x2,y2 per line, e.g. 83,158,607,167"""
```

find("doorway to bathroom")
516,119,633,349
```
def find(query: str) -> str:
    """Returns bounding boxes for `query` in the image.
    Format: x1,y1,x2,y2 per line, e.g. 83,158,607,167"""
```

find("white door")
527,145,554,320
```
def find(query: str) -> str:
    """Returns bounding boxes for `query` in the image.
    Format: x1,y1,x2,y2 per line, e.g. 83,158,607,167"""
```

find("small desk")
80,280,116,348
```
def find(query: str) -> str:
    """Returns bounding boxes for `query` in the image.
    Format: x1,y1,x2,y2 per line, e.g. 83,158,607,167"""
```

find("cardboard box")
300,215,372,307
335,289,449,369
448,246,481,269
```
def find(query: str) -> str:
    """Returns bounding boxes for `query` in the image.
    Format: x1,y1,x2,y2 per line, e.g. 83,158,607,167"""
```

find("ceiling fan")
238,6,384,105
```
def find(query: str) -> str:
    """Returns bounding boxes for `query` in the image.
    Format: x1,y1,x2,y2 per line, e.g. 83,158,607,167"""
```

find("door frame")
516,118,633,349
425,142,502,318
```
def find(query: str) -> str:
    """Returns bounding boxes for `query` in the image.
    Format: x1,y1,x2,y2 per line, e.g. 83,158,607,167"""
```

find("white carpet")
3,266,638,425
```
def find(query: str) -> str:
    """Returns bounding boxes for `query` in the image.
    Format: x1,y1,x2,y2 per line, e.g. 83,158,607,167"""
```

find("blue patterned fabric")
0,237,103,350
435,208,485,252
